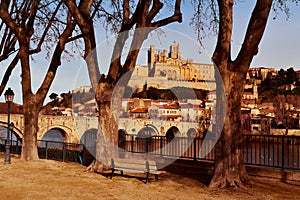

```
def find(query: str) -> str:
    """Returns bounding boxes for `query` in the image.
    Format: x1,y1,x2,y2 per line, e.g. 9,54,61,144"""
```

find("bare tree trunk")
89,79,125,172
209,69,249,188
208,0,273,188
21,102,39,160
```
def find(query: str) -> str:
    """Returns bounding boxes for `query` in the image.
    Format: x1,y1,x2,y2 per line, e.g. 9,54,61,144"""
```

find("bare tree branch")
29,2,63,54
63,0,101,89
36,14,76,102
0,53,19,96
234,0,273,73
211,0,233,71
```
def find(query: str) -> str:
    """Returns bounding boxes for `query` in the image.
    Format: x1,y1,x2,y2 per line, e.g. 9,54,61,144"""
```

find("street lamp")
4,87,14,164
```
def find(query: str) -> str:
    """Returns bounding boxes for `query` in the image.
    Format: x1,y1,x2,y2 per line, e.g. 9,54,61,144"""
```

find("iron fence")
1,134,300,170
242,134,300,170
120,134,300,170
0,138,22,155
0,138,84,163
120,134,215,161
38,140,84,162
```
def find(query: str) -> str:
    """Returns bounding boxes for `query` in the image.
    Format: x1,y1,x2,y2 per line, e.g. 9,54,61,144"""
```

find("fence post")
45,141,48,159
146,138,149,153
62,143,66,162
16,139,19,154
282,135,284,170
160,136,163,157
131,135,134,152
193,138,197,161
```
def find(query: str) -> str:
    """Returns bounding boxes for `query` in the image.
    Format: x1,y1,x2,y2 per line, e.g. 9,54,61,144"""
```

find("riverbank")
0,153,300,200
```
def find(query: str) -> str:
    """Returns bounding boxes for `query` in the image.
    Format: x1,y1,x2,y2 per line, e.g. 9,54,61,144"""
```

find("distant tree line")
260,67,300,99
130,86,208,103
258,67,300,133
41,92,72,115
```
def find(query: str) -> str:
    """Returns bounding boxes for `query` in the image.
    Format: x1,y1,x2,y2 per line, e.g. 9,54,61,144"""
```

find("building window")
252,120,261,124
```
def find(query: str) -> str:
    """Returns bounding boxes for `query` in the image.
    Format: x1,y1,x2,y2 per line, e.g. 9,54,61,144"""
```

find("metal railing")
0,138,84,163
120,134,300,170
119,134,215,161
1,134,300,170
38,140,84,162
242,134,300,170
0,138,22,155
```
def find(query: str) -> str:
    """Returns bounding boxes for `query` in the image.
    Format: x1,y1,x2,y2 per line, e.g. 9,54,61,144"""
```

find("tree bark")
18,39,41,160
89,78,124,172
21,101,39,160
209,68,249,188
209,0,273,188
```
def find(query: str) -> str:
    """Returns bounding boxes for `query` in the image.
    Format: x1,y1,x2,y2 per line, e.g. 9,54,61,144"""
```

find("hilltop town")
70,44,300,136
3,43,300,136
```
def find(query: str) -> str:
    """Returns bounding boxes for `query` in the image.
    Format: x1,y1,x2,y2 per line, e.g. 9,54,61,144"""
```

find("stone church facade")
148,43,215,82
129,43,216,91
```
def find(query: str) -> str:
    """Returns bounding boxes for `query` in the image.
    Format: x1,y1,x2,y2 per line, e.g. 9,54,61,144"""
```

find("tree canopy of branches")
64,0,183,171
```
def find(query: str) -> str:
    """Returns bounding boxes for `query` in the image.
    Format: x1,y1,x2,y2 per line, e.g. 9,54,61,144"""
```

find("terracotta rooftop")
0,102,23,114
129,107,148,113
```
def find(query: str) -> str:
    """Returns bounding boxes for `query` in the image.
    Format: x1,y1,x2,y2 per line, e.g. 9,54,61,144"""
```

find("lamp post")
9,122,14,146
4,87,14,164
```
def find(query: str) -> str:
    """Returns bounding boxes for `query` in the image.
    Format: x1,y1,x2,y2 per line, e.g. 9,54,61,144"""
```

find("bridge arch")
79,128,97,166
0,121,23,138
166,126,180,138
39,125,74,143
41,128,68,143
80,128,97,149
144,124,159,134
187,128,197,138
137,126,157,138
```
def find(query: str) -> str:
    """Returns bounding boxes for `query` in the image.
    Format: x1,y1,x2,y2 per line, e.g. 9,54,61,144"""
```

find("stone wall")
270,128,300,136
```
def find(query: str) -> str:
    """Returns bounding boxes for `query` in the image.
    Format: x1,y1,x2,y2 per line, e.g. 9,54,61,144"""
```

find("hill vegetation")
259,67,300,102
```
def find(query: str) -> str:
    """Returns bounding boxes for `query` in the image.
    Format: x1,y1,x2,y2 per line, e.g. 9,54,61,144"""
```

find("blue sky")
1,1,300,104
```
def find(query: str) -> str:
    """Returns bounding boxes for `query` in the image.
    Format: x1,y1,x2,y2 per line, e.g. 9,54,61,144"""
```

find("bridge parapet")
0,114,200,144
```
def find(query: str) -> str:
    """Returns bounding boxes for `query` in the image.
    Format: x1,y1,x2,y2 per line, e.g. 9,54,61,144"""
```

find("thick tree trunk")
21,103,39,161
209,71,249,188
207,0,273,188
89,79,125,172
92,102,118,172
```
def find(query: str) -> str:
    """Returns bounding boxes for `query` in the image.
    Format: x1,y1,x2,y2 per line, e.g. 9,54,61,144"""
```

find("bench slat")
110,158,165,183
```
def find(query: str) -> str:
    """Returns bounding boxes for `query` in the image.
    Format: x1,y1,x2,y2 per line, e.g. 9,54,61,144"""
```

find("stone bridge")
0,114,200,144
118,118,200,137
0,114,82,143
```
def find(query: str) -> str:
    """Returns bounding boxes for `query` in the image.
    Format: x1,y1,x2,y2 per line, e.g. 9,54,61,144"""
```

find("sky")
1,1,300,104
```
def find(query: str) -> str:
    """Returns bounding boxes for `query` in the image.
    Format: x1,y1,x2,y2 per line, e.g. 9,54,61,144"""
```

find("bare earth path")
0,154,300,200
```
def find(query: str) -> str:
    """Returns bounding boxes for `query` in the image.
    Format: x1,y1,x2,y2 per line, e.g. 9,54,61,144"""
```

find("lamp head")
4,88,14,102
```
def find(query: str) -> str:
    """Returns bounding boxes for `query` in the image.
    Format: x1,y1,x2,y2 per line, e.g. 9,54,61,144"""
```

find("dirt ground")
0,153,300,200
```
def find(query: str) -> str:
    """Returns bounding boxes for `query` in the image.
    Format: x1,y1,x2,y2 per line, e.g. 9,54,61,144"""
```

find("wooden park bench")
110,158,166,183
